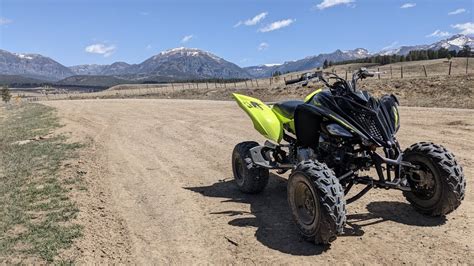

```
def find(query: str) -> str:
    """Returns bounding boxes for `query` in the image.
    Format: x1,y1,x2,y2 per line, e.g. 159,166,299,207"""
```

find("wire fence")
15,57,473,103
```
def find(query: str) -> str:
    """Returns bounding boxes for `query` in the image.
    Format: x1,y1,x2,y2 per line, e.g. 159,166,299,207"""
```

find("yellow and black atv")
232,68,466,244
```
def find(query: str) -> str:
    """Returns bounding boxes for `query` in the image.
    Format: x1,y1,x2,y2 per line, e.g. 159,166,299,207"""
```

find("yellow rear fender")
232,93,283,143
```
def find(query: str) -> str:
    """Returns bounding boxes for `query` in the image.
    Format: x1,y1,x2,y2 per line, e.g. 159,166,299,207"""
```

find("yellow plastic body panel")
272,107,296,134
233,93,283,143
304,88,322,102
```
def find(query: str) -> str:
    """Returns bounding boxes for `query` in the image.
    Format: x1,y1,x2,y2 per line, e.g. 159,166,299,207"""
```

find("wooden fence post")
448,61,452,75
206,82,209,89
245,80,248,88
256,80,259,87
467,57,469,75
390,66,393,79
422,65,428,77
377,68,380,79
401,66,404,79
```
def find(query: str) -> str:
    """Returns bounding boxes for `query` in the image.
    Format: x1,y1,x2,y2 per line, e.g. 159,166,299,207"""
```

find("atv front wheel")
403,142,466,216
232,141,269,193
287,161,346,244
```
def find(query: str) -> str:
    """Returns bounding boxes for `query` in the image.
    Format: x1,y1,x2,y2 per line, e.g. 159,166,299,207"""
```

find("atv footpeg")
249,145,293,170
249,146,272,168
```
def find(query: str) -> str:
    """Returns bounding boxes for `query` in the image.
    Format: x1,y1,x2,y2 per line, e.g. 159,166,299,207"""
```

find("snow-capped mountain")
428,34,473,51
247,35,473,77
130,47,251,79
0,49,74,81
245,48,370,78
378,34,473,56
1,34,472,82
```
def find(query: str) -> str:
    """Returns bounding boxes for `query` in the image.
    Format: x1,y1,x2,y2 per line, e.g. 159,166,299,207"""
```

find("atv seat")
273,100,304,119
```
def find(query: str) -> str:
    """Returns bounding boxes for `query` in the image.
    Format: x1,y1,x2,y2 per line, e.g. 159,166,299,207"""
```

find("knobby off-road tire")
287,161,346,244
232,141,269,194
403,142,466,216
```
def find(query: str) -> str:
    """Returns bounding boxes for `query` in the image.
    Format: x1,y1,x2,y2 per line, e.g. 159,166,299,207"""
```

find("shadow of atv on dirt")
185,174,446,256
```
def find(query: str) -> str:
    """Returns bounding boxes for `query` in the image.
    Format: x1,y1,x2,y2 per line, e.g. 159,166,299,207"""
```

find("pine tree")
1,86,12,103
460,45,471,57
323,59,329,69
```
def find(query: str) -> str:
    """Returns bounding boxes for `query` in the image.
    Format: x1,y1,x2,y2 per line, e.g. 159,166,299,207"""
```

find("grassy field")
0,104,84,263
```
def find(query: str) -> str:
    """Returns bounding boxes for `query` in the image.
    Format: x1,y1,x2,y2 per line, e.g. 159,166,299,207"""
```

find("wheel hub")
407,165,437,199
294,181,318,226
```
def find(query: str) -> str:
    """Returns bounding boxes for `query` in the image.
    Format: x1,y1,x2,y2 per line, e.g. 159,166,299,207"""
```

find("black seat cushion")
273,100,304,119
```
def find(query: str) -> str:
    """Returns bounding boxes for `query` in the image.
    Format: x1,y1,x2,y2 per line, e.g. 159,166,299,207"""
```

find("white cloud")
452,22,474,35
234,12,268,27
426,30,451,38
0,17,12,25
400,3,416,9
258,42,269,51
140,11,150,16
259,19,295,33
315,0,355,10
448,8,466,15
146,44,152,50
85,43,116,57
382,41,399,51
181,35,194,43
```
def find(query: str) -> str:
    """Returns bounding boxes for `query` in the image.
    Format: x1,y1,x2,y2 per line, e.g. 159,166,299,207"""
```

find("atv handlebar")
285,77,302,85
284,71,323,85
284,68,376,94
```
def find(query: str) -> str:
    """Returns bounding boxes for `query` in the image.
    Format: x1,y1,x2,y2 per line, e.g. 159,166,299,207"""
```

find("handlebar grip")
366,72,375,77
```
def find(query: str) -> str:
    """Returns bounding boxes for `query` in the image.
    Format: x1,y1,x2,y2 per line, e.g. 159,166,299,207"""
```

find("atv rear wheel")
232,141,269,194
287,161,346,244
403,142,465,216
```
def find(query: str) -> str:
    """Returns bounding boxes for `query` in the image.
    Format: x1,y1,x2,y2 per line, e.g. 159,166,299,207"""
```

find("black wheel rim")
407,162,437,200
294,181,319,226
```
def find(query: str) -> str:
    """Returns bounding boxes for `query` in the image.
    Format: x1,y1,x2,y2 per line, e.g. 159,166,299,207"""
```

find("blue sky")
0,0,473,67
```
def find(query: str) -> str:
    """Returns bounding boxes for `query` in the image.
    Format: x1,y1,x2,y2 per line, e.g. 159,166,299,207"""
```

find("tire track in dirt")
44,99,473,264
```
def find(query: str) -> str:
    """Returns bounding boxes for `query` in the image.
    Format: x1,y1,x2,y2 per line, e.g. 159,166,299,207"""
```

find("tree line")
325,45,472,68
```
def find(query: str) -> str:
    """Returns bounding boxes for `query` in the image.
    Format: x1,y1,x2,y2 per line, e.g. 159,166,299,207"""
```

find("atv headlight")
326,123,353,138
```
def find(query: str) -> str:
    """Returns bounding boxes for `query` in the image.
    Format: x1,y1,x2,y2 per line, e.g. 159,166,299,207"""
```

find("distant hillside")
378,34,473,56
1,34,472,84
69,62,132,76
0,74,49,86
129,47,252,79
56,75,135,87
0,49,74,81
245,48,370,78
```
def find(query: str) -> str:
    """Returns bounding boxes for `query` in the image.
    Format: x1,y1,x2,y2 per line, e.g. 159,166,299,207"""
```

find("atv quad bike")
231,68,466,244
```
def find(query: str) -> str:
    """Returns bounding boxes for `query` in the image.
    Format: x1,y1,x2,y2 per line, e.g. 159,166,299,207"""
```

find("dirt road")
44,99,473,264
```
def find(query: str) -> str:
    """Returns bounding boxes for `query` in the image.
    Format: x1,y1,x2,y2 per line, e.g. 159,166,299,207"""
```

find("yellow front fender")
233,93,283,143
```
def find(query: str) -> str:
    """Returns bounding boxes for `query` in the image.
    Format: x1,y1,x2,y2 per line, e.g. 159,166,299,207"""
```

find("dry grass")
0,104,84,263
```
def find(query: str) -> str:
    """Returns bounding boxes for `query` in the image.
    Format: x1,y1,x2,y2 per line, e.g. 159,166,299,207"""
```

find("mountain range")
0,34,472,85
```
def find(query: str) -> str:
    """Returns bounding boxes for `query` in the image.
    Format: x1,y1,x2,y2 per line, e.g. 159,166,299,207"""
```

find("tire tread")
403,142,465,216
